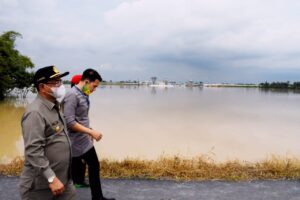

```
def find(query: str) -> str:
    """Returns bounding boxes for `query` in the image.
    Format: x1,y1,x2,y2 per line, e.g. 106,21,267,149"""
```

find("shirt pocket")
45,120,65,140
51,120,64,133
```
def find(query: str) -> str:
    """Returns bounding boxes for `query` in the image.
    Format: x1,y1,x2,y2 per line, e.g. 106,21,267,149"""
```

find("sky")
1,0,300,83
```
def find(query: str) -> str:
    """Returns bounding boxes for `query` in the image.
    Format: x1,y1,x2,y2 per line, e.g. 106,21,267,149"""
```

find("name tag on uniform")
55,125,60,132
52,121,62,133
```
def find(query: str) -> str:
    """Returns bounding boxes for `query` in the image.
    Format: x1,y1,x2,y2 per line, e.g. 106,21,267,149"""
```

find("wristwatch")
48,175,55,183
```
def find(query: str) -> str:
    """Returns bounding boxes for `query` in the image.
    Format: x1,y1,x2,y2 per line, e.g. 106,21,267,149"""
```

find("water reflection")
89,86,300,162
151,87,156,95
1,86,300,163
0,99,25,163
259,88,300,94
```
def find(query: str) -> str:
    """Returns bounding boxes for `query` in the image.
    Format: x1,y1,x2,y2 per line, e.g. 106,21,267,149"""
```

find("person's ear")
38,83,43,91
39,83,49,92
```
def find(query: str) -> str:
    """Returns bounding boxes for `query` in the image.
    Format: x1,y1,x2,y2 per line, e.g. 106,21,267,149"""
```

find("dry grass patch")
0,157,23,176
101,155,300,181
2,155,300,181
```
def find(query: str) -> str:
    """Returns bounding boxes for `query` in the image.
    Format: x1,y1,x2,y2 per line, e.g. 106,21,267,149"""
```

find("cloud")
1,0,300,82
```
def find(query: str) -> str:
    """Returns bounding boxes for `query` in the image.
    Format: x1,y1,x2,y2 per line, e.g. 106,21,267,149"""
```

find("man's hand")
70,123,103,141
49,177,64,196
89,129,103,141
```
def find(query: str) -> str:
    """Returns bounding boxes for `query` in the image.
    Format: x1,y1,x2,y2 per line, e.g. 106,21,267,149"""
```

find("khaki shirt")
19,94,72,191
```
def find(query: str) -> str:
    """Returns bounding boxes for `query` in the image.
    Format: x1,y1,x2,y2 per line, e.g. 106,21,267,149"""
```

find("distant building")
151,77,157,85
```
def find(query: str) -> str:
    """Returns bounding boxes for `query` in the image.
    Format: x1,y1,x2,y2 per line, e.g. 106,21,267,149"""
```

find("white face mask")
45,84,66,102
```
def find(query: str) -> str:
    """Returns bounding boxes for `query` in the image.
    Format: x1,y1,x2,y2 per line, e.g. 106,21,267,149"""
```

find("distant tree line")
259,81,300,89
63,80,71,84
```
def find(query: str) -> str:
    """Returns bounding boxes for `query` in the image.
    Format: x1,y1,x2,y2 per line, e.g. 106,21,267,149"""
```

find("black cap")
34,66,69,87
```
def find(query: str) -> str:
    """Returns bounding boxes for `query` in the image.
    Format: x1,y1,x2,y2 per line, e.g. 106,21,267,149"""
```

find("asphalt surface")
1,176,300,200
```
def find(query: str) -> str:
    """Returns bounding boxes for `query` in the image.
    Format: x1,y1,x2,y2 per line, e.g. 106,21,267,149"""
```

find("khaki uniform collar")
37,94,57,110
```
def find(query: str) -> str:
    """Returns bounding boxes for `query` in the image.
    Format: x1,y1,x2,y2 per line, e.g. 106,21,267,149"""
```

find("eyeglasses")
46,79,62,87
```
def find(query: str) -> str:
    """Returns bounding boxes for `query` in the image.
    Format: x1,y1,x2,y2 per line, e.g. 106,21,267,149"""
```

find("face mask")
45,84,66,102
82,83,91,96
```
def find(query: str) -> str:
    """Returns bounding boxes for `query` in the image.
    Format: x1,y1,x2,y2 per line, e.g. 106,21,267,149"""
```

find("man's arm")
68,122,102,141
63,92,102,141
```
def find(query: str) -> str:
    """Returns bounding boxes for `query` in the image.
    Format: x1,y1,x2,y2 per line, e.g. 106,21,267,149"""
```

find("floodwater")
1,86,300,164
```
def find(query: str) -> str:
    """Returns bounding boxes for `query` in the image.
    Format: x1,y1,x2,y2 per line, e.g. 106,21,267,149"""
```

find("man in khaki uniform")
19,66,76,200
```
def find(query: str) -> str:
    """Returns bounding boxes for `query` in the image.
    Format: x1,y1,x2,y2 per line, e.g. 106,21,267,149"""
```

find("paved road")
1,176,300,200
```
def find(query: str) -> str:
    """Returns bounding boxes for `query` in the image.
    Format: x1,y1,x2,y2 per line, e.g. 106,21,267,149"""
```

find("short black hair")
81,68,102,82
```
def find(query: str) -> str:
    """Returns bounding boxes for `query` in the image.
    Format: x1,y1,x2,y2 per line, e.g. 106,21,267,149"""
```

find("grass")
1,155,300,181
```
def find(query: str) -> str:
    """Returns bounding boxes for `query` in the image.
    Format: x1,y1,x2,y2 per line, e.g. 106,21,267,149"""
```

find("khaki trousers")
20,181,76,200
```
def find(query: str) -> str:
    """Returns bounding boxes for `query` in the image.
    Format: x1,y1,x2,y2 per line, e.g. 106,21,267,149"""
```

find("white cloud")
1,0,300,82
105,0,300,53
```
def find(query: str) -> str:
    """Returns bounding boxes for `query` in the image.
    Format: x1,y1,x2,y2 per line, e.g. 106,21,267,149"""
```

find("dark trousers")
72,158,86,184
72,147,104,200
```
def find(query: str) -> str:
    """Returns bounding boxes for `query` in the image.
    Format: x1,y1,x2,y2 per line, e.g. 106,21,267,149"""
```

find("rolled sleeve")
63,92,78,128
21,111,55,180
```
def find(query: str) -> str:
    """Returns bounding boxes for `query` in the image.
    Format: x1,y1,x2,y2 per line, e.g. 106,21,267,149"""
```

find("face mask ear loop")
41,83,54,97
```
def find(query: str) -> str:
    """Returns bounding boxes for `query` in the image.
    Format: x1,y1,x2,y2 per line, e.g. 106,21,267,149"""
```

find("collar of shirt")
74,85,90,107
37,94,59,111
74,85,88,97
